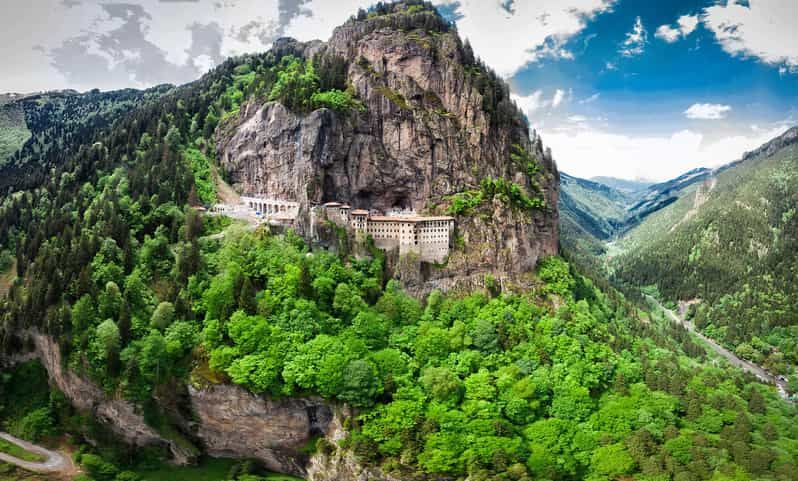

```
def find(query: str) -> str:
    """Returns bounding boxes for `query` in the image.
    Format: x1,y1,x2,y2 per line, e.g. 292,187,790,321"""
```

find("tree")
338,359,382,407
92,319,121,362
421,366,462,404
151,301,175,330
333,282,366,321
588,443,635,481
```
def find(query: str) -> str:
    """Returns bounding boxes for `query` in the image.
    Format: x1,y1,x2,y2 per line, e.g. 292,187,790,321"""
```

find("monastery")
212,196,455,263
319,202,455,263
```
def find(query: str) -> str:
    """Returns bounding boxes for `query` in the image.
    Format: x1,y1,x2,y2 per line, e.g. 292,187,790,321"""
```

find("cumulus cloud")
684,103,732,120
428,0,616,77
551,89,566,108
619,16,647,57
703,0,798,71
512,89,568,116
543,124,789,180
0,0,302,92
2,0,617,91
655,14,698,43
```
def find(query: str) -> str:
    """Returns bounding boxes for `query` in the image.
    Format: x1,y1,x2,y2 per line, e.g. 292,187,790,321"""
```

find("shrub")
12,407,55,441
80,453,119,481
447,190,483,215
311,89,366,113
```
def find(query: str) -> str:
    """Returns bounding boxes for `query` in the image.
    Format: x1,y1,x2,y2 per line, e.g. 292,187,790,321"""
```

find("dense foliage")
613,139,798,371
0,4,795,481
0,88,171,194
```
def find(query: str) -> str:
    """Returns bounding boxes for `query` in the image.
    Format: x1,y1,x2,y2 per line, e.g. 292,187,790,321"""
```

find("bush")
81,453,119,481
447,190,483,215
311,89,365,113
12,407,55,441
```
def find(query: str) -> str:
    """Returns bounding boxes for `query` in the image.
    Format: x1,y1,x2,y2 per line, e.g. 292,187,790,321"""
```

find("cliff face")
188,383,334,477
15,332,350,478
27,333,186,460
217,8,558,292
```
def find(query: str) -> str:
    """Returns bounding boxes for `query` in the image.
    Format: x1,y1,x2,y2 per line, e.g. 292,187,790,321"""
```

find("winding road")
648,296,793,402
0,432,75,475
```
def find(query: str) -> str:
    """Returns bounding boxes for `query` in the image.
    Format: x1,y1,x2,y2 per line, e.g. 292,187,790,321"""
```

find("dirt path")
648,296,793,402
0,432,76,475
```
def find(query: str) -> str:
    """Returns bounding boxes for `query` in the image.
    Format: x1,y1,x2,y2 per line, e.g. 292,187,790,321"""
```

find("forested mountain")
0,87,171,194
558,173,629,272
590,176,653,194
0,2,796,481
559,164,734,272
613,127,798,374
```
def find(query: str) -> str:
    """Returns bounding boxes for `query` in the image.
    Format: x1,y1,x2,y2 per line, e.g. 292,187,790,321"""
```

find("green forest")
0,2,796,481
612,141,798,375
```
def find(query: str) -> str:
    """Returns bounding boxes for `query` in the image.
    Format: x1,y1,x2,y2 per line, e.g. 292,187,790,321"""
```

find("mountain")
558,173,629,271
559,163,737,270
0,3,796,481
613,127,798,370
590,176,653,194
0,87,170,194
214,18,559,293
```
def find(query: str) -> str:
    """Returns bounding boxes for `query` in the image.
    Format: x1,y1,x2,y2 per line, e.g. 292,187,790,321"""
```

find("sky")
1,0,797,180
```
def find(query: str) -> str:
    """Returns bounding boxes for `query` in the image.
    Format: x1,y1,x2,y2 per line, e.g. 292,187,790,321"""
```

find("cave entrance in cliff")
389,194,412,212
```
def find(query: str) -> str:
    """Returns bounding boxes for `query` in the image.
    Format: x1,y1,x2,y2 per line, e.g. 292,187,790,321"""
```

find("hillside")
558,173,629,272
613,127,798,373
0,87,171,194
590,176,653,194
559,164,735,272
0,2,796,481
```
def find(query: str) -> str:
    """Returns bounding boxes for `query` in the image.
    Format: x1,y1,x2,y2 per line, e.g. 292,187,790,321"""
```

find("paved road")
0,432,74,474
648,296,793,402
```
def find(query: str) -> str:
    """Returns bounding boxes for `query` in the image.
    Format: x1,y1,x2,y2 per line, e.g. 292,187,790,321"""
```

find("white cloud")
580,93,600,104
429,0,616,77
512,89,568,116
654,25,680,43
677,14,699,36
513,90,545,114
619,16,647,57
656,14,699,43
542,124,789,180
552,89,566,108
684,103,732,120
703,0,798,70
656,15,698,44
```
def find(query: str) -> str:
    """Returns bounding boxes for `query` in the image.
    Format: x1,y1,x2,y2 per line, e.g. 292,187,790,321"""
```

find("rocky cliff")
188,383,334,477
8,332,352,478
217,4,558,293
24,332,188,461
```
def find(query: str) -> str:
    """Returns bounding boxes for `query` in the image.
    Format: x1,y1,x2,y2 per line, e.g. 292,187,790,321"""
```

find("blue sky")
494,0,798,179
1,0,796,180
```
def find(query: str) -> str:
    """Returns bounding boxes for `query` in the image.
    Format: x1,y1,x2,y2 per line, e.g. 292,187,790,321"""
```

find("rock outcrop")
26,333,189,462
188,383,333,477
12,332,342,477
217,5,558,294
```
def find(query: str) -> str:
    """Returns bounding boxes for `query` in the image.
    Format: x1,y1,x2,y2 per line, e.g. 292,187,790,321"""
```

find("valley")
647,296,792,402
0,2,796,481
560,127,798,402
